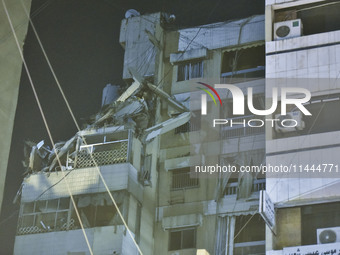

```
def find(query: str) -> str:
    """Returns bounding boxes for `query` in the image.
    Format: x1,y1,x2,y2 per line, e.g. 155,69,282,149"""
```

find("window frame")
168,227,197,251
177,60,204,81
171,167,199,190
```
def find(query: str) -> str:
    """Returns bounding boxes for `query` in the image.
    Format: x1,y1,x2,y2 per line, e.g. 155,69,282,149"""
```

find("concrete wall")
0,0,32,213
119,13,162,80
21,163,142,202
274,207,302,249
266,131,340,204
266,31,340,79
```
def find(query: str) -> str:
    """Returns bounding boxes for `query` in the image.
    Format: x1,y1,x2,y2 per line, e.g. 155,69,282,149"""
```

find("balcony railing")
220,66,265,84
220,115,264,139
171,171,199,190
74,139,130,169
224,179,265,196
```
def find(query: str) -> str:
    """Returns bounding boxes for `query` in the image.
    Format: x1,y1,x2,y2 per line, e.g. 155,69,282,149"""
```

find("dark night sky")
0,0,264,253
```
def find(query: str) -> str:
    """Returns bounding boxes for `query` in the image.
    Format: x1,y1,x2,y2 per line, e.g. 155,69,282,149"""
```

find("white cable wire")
18,2,144,253
2,1,93,254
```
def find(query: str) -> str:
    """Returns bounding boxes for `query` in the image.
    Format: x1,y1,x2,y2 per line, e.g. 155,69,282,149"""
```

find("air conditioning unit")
317,226,340,244
275,111,305,133
274,19,303,40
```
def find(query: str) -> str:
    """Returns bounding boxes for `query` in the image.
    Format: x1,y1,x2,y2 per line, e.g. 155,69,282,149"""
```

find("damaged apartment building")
13,11,268,255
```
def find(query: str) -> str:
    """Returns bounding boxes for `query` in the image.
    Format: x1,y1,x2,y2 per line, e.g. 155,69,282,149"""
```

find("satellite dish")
125,9,140,19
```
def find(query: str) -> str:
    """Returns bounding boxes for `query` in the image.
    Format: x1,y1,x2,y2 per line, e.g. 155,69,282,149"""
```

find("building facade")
13,2,340,254
265,0,340,254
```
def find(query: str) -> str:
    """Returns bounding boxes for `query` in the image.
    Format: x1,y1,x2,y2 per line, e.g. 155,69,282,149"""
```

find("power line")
2,1,93,254
18,2,144,253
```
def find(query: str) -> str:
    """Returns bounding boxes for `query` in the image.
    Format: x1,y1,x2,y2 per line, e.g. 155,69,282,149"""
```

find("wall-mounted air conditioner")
274,19,303,40
275,111,305,133
317,226,340,244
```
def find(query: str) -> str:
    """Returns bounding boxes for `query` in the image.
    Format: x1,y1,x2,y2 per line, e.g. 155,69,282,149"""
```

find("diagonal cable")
2,1,94,254
19,1,144,253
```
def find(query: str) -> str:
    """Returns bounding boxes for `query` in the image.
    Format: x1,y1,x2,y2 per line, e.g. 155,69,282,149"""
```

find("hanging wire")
2,1,94,254
16,2,145,253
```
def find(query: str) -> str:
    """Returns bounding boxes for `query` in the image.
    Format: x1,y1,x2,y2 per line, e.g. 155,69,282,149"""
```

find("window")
177,61,203,81
76,192,124,228
140,154,151,183
18,192,126,235
220,94,265,139
175,110,201,134
274,1,340,36
171,168,199,190
169,228,196,251
221,45,265,83
274,94,340,139
234,214,265,255
18,197,72,235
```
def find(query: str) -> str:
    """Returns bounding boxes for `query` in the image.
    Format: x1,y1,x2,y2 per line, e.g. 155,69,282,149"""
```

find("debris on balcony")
22,69,189,176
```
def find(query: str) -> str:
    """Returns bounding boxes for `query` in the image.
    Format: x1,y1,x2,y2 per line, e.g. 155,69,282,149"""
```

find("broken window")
234,214,265,255
175,110,201,134
274,1,340,37
76,192,124,228
18,197,72,235
169,228,196,251
171,167,199,190
141,154,152,184
301,202,340,245
177,61,203,81
221,45,265,82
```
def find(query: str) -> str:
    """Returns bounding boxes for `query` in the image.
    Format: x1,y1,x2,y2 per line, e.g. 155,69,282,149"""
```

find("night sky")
0,0,264,253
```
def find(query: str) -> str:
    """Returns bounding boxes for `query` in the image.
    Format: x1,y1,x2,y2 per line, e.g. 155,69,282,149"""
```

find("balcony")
221,66,265,84
224,179,266,196
21,162,142,203
14,225,138,255
68,129,137,169
75,139,129,168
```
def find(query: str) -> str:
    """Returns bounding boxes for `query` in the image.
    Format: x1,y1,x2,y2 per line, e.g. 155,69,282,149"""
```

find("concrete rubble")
22,71,189,176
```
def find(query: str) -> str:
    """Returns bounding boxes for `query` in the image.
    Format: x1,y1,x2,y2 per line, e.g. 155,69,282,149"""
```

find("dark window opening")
175,111,201,134
76,194,122,228
177,61,203,81
274,94,340,139
171,167,199,190
221,45,265,82
275,1,340,36
234,214,265,255
169,228,196,251
302,202,340,245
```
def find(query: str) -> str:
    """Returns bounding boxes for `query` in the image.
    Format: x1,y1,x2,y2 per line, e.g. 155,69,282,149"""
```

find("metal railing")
220,66,265,84
224,179,266,196
171,171,199,190
220,115,264,139
253,179,266,192
75,139,130,169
